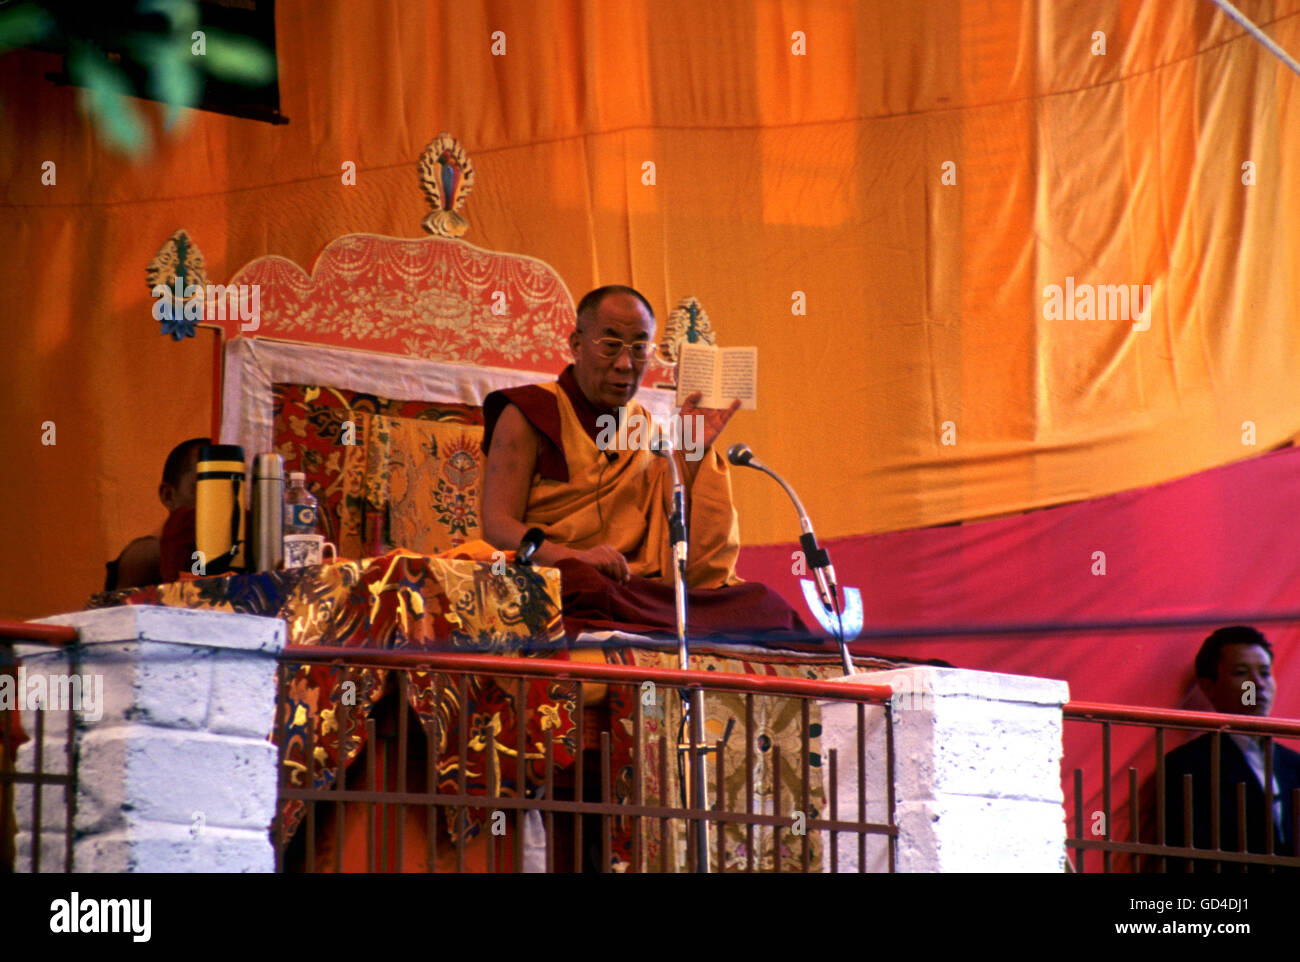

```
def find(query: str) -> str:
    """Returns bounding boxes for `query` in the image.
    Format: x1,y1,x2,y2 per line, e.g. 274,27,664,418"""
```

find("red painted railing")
1063,701,1300,873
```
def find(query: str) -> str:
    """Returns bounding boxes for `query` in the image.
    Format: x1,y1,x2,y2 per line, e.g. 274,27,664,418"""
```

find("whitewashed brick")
12,779,74,832
14,607,285,873
820,666,1069,872
75,820,274,873
208,652,279,738
73,725,128,835
36,605,284,654
14,829,70,873
127,643,213,730
73,725,278,831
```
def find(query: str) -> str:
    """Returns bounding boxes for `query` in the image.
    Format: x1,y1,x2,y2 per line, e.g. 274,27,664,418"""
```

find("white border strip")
221,337,678,468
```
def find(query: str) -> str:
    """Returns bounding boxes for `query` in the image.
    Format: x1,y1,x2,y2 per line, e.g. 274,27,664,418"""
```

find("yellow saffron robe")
513,381,742,589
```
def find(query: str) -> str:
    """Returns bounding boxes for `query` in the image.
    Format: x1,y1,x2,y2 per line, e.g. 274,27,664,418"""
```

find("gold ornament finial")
146,229,211,339
418,133,475,237
660,296,716,365
146,229,208,294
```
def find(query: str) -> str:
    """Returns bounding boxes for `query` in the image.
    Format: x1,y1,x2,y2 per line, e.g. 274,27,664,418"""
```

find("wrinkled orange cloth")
428,538,504,561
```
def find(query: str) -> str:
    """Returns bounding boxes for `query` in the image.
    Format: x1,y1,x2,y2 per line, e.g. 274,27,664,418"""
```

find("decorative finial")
146,229,209,340
660,296,716,364
418,133,475,237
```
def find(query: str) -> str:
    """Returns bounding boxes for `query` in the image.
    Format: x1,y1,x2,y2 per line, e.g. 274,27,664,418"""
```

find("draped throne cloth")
483,366,809,640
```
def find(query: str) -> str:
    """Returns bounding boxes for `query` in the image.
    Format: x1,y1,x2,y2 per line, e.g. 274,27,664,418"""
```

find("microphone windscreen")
726,443,753,466
517,527,545,565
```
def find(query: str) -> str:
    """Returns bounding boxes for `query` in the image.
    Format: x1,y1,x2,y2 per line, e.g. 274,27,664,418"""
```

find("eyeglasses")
587,335,657,362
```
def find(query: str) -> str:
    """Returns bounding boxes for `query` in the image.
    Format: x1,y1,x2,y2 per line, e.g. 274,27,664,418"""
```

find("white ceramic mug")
283,534,338,569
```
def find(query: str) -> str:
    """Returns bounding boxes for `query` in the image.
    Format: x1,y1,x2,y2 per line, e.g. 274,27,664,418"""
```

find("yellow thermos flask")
195,444,247,575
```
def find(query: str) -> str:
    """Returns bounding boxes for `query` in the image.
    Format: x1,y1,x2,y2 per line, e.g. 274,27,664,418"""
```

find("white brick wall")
11,606,285,873
820,666,1070,872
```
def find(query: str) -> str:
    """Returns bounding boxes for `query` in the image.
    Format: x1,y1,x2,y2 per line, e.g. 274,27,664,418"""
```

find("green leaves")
0,3,54,53
138,34,201,128
67,41,149,157
201,29,276,84
0,1,277,158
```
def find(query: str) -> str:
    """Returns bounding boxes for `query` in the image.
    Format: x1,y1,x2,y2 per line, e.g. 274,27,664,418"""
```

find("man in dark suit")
1163,626,1300,871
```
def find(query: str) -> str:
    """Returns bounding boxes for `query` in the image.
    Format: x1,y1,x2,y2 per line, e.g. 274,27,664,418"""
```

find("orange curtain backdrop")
4,0,1300,620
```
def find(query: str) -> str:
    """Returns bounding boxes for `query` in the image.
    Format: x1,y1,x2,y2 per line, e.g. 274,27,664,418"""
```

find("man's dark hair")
161,437,211,487
1194,625,1273,680
575,285,655,328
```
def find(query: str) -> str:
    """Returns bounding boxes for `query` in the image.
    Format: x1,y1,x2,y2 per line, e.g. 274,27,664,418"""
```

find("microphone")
726,442,839,616
726,442,756,468
516,527,545,566
651,438,688,568
511,526,560,648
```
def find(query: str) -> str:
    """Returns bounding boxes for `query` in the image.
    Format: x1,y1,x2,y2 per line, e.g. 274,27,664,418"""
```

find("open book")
674,342,757,410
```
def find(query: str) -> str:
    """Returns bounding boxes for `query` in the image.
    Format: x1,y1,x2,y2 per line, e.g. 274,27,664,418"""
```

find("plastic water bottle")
284,472,319,535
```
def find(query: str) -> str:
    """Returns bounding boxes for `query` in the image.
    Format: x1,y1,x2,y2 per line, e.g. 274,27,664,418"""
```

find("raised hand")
679,391,741,452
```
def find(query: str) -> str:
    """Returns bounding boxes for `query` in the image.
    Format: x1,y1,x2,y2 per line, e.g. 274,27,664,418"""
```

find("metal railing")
272,647,897,873
0,621,80,873
1064,701,1300,872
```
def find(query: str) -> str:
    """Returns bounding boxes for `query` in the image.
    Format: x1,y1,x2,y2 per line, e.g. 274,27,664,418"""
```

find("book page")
675,342,719,407
718,347,757,410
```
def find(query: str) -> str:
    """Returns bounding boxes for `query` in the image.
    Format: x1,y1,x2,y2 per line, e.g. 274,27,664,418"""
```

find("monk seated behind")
104,437,207,592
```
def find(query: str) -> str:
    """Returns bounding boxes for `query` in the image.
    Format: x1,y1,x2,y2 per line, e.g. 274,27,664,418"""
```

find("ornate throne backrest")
205,135,676,558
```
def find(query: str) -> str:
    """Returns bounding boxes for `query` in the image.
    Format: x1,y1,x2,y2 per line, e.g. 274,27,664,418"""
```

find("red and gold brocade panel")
272,383,485,558
601,647,855,873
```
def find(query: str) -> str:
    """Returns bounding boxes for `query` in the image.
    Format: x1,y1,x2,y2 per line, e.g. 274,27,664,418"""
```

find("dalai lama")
480,284,809,639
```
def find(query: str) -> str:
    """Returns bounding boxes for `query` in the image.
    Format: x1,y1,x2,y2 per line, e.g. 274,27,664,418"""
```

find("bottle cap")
253,453,284,481
289,471,305,482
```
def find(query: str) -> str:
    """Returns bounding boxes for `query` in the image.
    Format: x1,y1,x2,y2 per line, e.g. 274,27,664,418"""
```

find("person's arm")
114,535,161,589
158,505,197,582
482,402,631,581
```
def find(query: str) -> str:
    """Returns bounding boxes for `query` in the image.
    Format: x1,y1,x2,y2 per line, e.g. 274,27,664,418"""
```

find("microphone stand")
654,439,710,873
727,445,854,676
799,528,852,677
